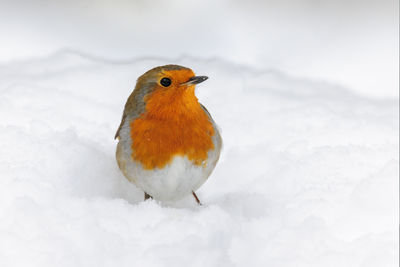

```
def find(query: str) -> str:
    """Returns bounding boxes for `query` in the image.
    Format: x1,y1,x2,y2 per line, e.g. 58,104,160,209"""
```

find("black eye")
160,77,171,87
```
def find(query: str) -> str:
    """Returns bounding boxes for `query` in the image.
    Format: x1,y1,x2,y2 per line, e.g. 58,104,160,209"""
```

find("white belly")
119,152,216,201
135,156,208,201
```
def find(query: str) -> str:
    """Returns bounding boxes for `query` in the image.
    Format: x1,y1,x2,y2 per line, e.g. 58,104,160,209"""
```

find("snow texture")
0,52,398,267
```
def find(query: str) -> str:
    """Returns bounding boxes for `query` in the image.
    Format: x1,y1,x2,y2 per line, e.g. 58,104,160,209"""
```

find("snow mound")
0,52,398,267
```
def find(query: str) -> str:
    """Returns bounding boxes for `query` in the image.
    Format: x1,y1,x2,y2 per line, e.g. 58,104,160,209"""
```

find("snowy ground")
0,51,398,266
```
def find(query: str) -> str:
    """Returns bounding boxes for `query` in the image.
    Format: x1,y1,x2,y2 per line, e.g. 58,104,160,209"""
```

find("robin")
115,65,222,204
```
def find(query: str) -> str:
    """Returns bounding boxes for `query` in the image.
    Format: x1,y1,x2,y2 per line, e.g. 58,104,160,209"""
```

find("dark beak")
182,76,208,86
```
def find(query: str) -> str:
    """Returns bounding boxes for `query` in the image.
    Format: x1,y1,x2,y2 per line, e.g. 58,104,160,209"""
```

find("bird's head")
128,65,208,118
137,64,207,96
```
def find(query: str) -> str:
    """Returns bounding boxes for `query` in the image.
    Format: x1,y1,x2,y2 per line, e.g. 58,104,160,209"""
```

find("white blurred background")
0,0,398,98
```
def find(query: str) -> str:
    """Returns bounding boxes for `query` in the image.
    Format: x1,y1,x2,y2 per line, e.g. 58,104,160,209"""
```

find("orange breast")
130,87,215,170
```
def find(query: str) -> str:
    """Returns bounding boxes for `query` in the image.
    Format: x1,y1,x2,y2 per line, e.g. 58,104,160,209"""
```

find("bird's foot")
144,192,152,201
192,191,202,205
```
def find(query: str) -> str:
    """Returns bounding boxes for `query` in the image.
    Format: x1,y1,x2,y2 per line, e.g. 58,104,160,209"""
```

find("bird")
115,65,222,204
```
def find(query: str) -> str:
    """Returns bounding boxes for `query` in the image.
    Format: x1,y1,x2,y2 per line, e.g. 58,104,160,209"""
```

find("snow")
0,51,398,266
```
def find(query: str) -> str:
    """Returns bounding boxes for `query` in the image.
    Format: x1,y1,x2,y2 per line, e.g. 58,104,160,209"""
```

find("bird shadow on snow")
69,140,269,213
67,136,207,210
53,127,229,211
73,151,252,212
